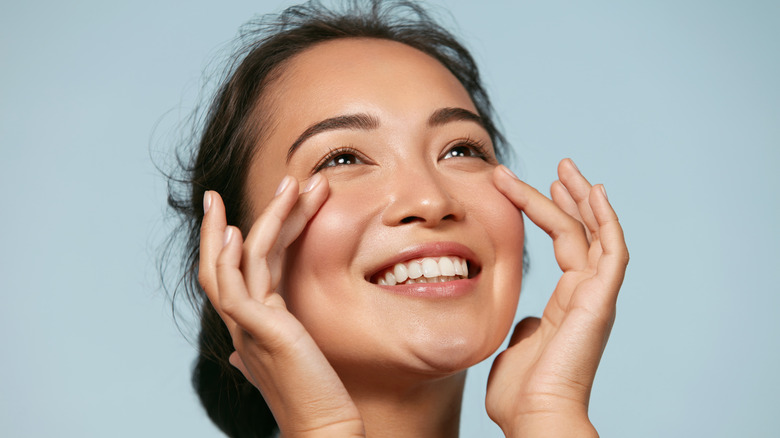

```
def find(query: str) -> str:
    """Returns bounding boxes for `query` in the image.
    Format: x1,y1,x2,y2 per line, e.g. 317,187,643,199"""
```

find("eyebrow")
287,113,379,162
427,107,485,128
286,107,484,162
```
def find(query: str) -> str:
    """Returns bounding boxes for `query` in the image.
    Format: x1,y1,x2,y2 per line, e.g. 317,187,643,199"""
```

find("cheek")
458,172,525,337
458,172,525,255
281,183,376,313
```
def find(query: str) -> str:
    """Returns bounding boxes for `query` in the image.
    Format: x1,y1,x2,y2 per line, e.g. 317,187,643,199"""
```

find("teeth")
407,262,423,279
422,258,439,278
393,264,408,283
374,256,471,286
453,258,464,276
439,257,455,276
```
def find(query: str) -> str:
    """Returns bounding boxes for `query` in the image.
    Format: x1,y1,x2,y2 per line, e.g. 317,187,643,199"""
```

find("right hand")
198,174,365,437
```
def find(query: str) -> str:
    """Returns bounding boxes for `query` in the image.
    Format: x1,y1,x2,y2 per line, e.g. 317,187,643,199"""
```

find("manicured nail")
223,227,233,247
499,165,519,180
203,191,212,214
303,174,323,193
274,175,293,196
599,185,608,200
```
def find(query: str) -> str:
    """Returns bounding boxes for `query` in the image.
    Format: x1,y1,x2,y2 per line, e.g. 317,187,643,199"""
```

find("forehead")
264,37,476,130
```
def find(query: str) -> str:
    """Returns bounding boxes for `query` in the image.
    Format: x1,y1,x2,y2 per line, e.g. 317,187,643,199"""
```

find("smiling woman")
163,1,628,437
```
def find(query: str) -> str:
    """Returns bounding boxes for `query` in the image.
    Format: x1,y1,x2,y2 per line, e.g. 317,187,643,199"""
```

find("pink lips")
367,241,481,298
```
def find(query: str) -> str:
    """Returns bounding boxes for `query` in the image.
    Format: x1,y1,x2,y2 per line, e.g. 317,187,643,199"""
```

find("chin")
401,327,506,376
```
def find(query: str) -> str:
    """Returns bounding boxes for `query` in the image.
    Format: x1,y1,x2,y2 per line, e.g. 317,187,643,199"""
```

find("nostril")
400,213,456,225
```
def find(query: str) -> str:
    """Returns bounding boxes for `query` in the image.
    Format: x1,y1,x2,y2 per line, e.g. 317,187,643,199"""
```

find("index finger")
493,165,589,272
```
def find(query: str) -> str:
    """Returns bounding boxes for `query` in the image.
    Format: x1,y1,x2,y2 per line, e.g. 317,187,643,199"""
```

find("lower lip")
374,274,479,298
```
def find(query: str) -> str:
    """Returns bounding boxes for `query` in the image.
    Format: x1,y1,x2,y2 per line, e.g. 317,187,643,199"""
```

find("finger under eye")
240,176,302,301
493,166,589,272
558,159,599,239
273,174,330,254
261,175,330,294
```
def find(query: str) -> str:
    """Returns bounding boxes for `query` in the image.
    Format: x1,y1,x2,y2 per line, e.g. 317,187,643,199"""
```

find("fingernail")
223,227,233,247
303,174,322,193
203,191,212,214
499,165,519,180
274,176,292,196
568,158,580,172
599,185,608,200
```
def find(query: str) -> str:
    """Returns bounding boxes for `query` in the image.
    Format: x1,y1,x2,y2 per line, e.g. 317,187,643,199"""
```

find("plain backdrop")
1,0,778,436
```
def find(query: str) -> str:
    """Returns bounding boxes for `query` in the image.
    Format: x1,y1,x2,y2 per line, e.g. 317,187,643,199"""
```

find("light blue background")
1,1,778,436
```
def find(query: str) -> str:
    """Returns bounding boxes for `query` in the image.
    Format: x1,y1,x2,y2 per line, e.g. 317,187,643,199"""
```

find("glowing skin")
244,38,524,379
200,32,627,438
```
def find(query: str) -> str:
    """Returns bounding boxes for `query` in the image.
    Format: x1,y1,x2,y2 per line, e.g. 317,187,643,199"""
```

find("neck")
343,369,467,438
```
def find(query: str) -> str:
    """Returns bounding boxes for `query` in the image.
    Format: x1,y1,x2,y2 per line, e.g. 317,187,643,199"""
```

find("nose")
381,164,466,227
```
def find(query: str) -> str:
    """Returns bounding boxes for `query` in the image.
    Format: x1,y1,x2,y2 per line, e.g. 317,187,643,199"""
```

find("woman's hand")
198,175,365,438
486,159,629,437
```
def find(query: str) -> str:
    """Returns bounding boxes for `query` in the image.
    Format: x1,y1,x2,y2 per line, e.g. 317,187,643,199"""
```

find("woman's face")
245,38,524,378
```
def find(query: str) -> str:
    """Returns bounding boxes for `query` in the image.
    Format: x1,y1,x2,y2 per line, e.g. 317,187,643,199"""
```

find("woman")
165,1,628,436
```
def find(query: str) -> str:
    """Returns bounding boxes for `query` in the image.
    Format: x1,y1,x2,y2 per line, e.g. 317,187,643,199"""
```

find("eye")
441,138,491,161
313,147,366,173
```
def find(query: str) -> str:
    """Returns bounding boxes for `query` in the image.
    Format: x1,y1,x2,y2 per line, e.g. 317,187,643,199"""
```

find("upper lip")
365,241,480,283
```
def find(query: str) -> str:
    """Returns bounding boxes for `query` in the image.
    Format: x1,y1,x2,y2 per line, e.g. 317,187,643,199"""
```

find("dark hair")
163,1,511,436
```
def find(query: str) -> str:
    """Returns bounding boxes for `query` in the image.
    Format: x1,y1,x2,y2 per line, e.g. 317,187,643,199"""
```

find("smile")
372,256,470,286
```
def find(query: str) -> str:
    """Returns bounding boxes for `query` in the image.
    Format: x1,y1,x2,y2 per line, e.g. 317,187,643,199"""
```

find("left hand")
486,159,629,437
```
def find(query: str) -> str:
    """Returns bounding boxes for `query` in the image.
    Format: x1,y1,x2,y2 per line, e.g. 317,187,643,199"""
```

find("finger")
494,165,589,271
550,180,584,228
507,317,541,347
198,191,236,328
266,174,330,278
558,159,600,240
242,174,329,301
590,185,629,296
215,226,255,319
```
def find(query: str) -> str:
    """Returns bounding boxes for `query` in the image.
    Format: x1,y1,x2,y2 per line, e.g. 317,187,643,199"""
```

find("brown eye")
444,145,477,159
442,140,489,161
313,147,366,173
325,153,359,167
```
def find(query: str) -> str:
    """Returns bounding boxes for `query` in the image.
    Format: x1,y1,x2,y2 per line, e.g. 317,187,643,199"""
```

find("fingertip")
495,164,519,181
275,175,295,197
203,191,212,215
302,173,324,193
591,184,610,205
223,226,234,247
566,158,579,173
550,179,567,196
590,184,618,224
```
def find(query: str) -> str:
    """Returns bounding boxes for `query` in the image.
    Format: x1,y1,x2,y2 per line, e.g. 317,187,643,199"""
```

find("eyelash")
442,137,492,162
311,137,493,174
312,146,364,173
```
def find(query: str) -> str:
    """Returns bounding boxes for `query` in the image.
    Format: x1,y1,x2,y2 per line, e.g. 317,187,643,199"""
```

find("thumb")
229,351,252,382
508,317,541,347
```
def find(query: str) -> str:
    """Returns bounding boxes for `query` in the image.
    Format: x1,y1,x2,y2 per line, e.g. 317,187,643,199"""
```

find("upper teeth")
376,256,469,286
